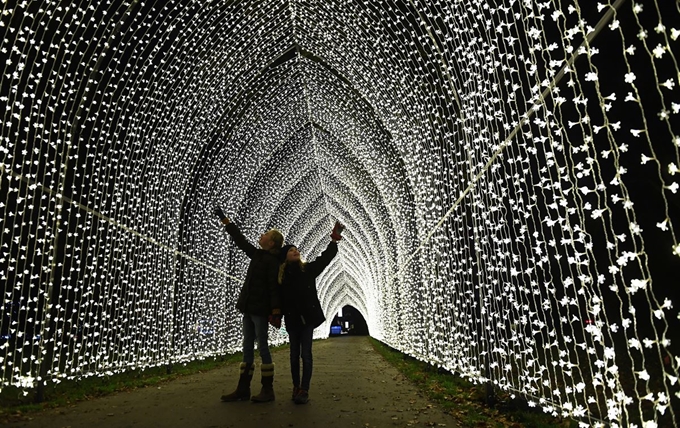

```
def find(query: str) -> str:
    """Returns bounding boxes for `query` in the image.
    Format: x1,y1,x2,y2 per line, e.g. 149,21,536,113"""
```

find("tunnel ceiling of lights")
1,1,679,426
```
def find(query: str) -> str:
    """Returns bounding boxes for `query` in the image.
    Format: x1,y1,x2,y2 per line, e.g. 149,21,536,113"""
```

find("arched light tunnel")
1,1,679,426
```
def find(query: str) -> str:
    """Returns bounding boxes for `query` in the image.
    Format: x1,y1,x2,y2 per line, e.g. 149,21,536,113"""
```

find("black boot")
251,363,275,402
221,362,253,401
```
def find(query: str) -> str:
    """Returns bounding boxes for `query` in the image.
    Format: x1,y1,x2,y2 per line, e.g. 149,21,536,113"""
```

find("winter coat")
224,223,281,317
281,242,338,330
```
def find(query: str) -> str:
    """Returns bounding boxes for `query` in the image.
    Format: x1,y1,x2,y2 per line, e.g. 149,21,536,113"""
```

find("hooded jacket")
280,241,338,330
224,223,281,317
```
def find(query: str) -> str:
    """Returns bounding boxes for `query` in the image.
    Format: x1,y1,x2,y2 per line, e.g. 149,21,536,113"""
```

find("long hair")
278,259,306,284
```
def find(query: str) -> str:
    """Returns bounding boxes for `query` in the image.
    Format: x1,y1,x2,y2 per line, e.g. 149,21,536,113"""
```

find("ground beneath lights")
4,336,460,428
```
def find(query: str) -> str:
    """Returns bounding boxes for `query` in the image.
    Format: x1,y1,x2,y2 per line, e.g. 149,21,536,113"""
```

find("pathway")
5,336,459,428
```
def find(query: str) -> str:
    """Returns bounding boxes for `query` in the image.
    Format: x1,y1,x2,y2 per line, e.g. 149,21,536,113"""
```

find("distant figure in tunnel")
278,221,345,404
213,207,284,403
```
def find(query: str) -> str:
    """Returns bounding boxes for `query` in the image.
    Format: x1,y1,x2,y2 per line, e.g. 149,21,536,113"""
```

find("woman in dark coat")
278,222,344,404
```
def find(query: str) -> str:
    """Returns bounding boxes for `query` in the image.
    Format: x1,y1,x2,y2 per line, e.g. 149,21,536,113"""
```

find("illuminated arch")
1,2,678,426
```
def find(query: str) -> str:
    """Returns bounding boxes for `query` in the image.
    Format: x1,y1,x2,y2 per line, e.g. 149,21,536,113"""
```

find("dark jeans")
289,323,314,390
242,313,272,364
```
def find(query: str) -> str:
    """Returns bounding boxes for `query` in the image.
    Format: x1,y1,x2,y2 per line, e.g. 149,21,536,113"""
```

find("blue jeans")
242,313,272,364
289,324,314,390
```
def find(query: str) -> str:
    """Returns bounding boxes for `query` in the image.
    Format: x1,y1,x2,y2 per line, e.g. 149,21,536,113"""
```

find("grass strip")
0,351,251,419
369,337,576,428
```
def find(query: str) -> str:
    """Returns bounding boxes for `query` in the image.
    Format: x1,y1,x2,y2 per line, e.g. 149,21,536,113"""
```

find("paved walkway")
6,336,459,428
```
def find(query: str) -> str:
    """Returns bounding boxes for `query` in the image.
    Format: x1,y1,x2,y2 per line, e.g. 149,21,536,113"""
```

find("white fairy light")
0,1,678,427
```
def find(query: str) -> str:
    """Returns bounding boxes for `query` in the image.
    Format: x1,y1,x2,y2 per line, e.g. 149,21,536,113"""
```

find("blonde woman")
214,207,283,403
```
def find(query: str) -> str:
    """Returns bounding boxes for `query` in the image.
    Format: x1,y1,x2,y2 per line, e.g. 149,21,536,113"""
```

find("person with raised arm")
213,207,284,403
278,221,344,404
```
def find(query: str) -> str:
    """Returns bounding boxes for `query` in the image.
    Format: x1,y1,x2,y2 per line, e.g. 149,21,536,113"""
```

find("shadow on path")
6,336,459,428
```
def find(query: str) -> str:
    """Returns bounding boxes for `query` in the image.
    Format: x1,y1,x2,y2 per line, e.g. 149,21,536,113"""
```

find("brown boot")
251,363,275,402
221,362,253,401
294,388,309,404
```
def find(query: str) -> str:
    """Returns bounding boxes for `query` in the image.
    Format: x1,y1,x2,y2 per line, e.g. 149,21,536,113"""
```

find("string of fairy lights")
0,0,678,426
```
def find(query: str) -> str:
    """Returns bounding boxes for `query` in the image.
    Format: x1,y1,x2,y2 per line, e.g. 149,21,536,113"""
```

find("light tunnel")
1,1,679,426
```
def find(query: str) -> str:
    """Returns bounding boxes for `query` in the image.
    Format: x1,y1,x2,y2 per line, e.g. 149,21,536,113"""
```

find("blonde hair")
268,228,284,250
278,259,305,284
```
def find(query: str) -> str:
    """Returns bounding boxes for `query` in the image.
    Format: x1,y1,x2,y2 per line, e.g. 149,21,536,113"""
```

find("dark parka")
280,242,338,330
224,223,281,317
